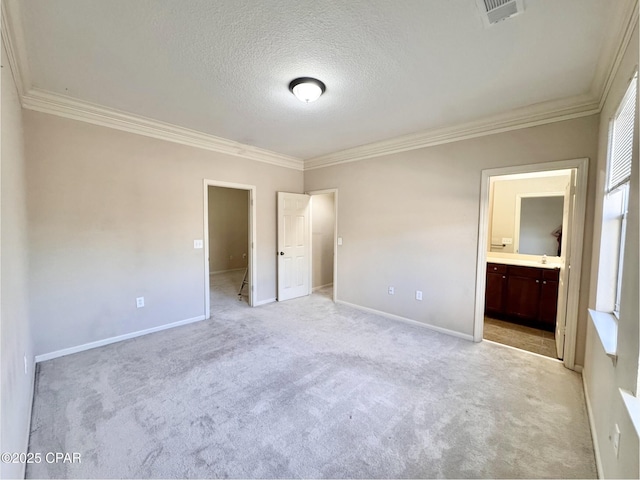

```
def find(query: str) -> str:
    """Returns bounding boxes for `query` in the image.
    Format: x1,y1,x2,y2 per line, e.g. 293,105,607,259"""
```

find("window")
604,71,637,317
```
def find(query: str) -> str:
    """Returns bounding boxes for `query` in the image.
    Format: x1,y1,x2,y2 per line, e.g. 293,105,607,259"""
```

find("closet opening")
309,189,338,302
203,180,256,317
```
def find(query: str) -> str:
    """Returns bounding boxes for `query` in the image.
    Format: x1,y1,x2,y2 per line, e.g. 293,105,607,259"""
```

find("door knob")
279,252,284,255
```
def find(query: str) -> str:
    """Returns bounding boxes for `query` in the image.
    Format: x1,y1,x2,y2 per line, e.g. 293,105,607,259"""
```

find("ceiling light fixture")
289,77,326,103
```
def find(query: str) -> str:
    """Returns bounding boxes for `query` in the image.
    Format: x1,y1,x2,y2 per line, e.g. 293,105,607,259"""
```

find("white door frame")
307,188,339,301
203,179,257,317
473,158,588,371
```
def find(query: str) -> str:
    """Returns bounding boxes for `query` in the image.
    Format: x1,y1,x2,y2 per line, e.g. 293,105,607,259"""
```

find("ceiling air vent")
476,0,524,27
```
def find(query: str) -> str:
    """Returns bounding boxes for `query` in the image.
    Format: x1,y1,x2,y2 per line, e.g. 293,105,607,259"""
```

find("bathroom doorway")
474,159,588,370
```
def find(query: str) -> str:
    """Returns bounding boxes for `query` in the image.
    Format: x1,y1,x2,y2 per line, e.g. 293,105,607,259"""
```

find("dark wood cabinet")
485,264,507,314
539,277,559,325
485,262,559,328
505,275,540,320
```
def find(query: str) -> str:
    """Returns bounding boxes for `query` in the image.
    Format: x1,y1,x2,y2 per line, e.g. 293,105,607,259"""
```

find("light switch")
194,239,203,249
337,237,343,246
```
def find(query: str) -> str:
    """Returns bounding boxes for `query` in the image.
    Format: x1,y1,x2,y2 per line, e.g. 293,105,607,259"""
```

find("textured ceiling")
17,0,635,159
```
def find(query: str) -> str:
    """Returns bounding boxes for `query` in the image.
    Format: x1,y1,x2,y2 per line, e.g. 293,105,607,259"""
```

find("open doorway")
203,180,256,318
483,170,571,359
474,158,588,370
309,189,338,301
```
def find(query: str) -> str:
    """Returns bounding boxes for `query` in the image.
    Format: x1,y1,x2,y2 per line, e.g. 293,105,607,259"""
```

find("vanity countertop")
486,257,561,270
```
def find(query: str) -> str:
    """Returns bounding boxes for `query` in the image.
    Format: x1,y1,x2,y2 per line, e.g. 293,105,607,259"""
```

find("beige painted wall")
583,22,639,479
490,174,570,254
208,186,249,273
305,114,599,364
25,111,303,356
1,42,34,480
312,193,335,288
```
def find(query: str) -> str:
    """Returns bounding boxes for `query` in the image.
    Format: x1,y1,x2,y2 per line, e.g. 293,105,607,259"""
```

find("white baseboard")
573,364,584,373
21,356,37,479
34,315,207,363
336,300,474,341
582,374,603,479
312,283,333,292
254,298,276,306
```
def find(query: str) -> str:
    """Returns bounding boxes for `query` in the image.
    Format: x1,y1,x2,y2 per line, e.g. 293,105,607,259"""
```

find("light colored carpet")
27,271,596,479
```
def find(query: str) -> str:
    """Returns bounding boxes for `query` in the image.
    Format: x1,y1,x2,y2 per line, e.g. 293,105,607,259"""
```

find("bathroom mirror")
488,172,570,257
515,195,564,256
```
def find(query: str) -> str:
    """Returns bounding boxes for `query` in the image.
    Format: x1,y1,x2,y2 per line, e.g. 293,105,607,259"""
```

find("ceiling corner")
303,93,601,171
22,87,305,171
592,0,639,111
1,0,32,99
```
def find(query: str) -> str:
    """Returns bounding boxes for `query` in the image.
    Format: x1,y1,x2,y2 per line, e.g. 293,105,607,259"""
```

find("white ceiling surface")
18,0,634,160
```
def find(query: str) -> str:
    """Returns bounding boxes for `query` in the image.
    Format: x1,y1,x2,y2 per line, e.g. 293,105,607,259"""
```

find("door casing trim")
307,188,339,302
474,157,589,371
203,179,257,317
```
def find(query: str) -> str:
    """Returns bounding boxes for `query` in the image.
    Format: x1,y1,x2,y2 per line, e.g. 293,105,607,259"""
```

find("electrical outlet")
388,286,395,295
416,290,423,301
613,424,621,458
194,239,203,249
136,297,145,308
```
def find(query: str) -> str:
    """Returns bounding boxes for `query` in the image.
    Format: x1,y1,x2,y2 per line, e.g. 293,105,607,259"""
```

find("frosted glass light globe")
292,82,322,102
289,78,326,103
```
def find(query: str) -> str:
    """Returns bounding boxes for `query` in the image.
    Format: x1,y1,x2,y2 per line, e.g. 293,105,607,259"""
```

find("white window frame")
608,183,629,318
603,71,636,318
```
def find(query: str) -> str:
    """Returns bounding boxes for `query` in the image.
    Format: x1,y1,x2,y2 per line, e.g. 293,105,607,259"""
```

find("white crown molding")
594,0,639,111
2,0,637,172
303,0,639,171
22,88,304,171
2,0,303,171
304,95,601,170
1,0,30,97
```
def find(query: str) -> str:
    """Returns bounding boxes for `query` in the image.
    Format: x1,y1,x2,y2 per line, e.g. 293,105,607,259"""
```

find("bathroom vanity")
485,261,560,330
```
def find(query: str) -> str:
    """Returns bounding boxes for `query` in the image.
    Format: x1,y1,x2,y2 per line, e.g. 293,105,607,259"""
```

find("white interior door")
277,192,311,301
555,169,576,358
